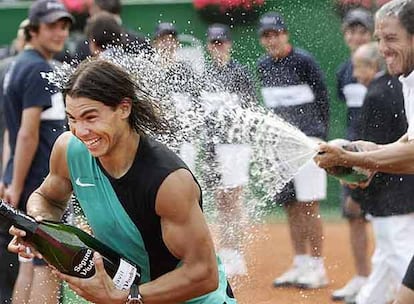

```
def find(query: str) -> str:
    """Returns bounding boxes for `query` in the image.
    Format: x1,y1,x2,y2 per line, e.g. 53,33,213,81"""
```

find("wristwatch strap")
126,284,144,304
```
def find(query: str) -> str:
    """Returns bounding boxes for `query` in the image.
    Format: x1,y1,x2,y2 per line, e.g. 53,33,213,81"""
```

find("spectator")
84,11,123,56
332,8,374,301
0,18,28,304
202,23,257,278
346,41,414,304
151,22,204,172
257,11,330,289
1,0,72,302
314,0,414,303
74,0,150,61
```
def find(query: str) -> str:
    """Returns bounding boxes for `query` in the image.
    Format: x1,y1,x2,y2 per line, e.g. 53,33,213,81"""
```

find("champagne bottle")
324,139,371,184
0,200,141,290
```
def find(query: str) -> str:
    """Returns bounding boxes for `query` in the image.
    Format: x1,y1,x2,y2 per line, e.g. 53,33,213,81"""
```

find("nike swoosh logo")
75,177,95,187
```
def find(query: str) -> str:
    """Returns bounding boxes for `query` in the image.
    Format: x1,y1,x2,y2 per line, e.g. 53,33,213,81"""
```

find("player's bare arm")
26,131,73,221
137,168,218,303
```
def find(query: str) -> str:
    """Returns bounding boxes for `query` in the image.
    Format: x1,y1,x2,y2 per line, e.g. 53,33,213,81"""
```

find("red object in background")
62,0,93,14
193,0,265,24
193,0,265,11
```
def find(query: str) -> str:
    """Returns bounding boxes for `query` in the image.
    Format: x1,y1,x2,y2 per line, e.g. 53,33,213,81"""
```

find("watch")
126,284,144,304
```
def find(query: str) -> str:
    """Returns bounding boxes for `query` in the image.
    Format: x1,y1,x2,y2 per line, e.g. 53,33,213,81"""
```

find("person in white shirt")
315,0,414,303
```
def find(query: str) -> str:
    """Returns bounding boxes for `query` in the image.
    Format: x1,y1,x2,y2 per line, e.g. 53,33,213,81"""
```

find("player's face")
375,15,414,76
32,19,70,58
343,24,372,53
260,30,289,59
65,95,131,158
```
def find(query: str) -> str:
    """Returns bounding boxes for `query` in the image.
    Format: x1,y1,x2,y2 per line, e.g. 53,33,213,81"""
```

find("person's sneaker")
332,276,367,301
295,266,329,289
273,265,306,287
344,293,357,304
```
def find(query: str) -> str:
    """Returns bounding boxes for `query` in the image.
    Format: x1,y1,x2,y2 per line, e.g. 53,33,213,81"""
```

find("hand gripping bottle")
0,200,140,290
324,139,371,184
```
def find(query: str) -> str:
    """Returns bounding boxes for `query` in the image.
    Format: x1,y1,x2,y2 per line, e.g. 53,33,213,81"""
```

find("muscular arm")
139,169,218,303
26,132,73,220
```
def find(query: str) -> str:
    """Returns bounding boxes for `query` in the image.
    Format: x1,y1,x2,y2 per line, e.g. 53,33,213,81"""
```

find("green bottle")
325,139,371,184
0,200,141,290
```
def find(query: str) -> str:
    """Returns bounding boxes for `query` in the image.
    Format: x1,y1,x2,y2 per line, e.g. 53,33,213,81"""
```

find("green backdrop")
0,0,350,209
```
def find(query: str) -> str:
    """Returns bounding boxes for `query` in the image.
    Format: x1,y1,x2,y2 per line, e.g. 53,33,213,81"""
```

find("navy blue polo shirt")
3,49,66,188
336,59,367,140
257,47,329,140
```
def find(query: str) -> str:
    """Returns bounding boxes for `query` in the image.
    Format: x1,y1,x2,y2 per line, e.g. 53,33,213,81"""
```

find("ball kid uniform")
67,133,236,303
202,59,256,189
257,47,329,203
336,59,368,217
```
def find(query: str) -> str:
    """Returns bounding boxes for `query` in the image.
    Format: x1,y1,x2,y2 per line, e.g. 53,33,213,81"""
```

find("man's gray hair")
376,0,414,34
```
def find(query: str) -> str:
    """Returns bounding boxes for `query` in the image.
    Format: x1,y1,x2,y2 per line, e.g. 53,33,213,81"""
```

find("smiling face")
30,19,70,59
259,30,290,59
374,15,414,76
65,95,131,158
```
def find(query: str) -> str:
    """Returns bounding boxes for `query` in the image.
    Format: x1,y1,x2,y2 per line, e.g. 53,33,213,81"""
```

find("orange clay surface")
221,221,374,304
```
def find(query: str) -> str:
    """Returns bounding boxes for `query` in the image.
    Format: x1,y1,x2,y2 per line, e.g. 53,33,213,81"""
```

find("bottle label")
112,259,137,290
72,248,95,278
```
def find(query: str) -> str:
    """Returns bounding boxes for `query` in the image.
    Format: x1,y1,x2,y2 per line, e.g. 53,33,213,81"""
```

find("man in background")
0,18,28,304
257,11,330,289
333,8,374,301
202,23,257,278
74,0,150,61
2,0,72,302
314,0,414,302
346,41,414,304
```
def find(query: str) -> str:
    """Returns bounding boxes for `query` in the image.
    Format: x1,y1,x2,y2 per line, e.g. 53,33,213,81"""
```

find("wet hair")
376,0,414,35
63,58,169,134
94,0,121,15
85,11,123,50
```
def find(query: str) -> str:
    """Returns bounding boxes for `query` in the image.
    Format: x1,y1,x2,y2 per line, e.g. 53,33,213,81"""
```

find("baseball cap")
29,0,74,25
342,8,374,32
258,12,287,36
207,23,231,42
154,22,178,38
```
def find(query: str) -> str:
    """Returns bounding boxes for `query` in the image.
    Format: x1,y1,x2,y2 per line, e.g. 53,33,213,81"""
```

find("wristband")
126,284,144,304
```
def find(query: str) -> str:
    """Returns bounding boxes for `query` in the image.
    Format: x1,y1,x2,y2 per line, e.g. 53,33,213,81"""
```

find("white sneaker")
219,248,248,278
273,265,306,287
332,276,367,301
296,266,328,289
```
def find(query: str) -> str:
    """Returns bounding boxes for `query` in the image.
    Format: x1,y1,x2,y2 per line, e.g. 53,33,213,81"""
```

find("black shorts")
403,255,414,291
274,181,296,205
342,186,366,219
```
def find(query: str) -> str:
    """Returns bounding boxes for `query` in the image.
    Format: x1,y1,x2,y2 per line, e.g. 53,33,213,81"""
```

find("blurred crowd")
0,0,413,303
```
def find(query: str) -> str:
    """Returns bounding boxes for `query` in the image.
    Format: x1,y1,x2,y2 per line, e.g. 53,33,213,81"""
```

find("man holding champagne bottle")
7,59,236,303
315,0,414,303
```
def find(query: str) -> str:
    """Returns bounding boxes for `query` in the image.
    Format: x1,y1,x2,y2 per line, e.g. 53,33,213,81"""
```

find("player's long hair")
62,58,169,135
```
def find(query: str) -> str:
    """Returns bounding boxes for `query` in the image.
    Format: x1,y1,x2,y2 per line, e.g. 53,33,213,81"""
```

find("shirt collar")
400,70,414,89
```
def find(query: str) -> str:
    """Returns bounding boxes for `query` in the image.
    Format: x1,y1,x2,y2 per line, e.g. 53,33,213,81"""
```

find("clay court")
225,221,374,304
